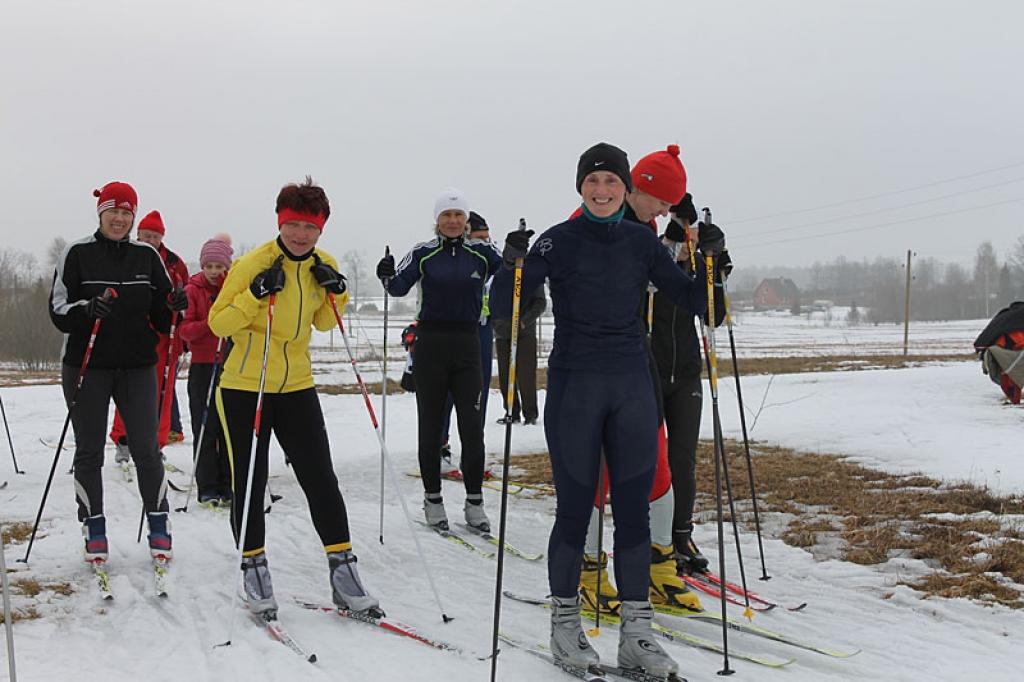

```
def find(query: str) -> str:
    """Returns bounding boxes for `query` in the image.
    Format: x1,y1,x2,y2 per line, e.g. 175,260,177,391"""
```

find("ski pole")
697,210,752,618
0,393,24,475
138,305,183,543
20,288,117,563
587,456,607,639
326,292,452,624
380,246,390,545
219,287,277,649
721,277,770,581
489,217,527,681
0,518,17,682
175,338,225,513
698,208,734,675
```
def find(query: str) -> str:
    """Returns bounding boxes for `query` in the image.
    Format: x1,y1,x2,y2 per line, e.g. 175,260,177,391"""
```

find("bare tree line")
727,236,1024,323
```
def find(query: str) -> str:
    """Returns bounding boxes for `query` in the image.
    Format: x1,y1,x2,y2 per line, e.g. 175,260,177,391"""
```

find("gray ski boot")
241,551,278,616
550,594,600,670
423,494,449,531
463,494,490,533
618,600,679,678
328,549,380,614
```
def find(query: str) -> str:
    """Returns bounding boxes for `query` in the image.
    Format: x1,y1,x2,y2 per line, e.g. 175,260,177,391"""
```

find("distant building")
754,278,800,310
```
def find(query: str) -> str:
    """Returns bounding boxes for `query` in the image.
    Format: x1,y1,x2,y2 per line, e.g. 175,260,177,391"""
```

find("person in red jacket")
111,210,189,463
180,234,234,504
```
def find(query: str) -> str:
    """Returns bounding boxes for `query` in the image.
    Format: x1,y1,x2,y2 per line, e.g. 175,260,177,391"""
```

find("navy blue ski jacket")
385,235,502,323
496,212,706,373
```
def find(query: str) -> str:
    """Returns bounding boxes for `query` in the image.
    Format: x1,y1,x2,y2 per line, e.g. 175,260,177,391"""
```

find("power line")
728,160,1024,224
730,175,1024,239
735,196,1024,250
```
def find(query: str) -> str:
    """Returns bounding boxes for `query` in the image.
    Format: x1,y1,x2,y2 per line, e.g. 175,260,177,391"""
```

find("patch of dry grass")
692,439,1024,607
318,378,405,395
0,606,39,624
2,521,34,545
501,437,1024,607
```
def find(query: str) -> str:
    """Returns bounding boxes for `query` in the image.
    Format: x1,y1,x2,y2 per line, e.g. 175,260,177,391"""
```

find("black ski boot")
673,527,709,575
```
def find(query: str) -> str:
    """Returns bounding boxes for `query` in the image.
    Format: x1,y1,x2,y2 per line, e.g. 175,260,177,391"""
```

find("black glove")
86,293,113,319
167,287,188,312
250,258,285,299
718,249,733,279
697,221,726,255
670,193,698,226
376,254,395,281
311,256,347,295
503,229,535,262
664,219,687,243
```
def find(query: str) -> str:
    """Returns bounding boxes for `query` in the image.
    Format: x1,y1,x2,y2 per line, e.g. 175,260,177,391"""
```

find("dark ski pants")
188,363,230,499
63,364,167,521
442,321,493,441
217,387,351,554
412,322,484,497
662,376,703,536
545,367,658,602
495,331,539,422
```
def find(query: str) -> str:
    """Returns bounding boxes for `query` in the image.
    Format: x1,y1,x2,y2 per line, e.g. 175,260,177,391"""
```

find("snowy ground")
0,315,1020,681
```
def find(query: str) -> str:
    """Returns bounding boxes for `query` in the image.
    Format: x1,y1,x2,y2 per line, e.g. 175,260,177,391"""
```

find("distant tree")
1009,234,1024,299
790,293,801,316
46,237,68,270
0,277,62,369
997,264,1013,308
973,241,999,317
847,301,860,326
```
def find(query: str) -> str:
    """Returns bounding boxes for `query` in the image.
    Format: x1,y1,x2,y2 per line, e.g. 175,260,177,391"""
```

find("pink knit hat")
199,233,233,267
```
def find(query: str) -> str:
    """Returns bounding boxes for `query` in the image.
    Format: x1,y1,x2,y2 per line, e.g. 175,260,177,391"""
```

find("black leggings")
188,363,230,498
217,387,351,554
412,322,484,496
63,365,167,520
662,375,703,534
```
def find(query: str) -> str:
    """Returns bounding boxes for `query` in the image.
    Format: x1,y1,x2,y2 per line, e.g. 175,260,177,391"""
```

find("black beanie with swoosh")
576,142,633,194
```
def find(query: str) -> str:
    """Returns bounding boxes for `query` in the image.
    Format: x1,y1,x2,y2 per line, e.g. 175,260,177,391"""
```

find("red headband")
277,208,326,232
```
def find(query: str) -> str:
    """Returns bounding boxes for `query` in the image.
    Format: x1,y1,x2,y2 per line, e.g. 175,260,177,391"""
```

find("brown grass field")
501,438,1024,609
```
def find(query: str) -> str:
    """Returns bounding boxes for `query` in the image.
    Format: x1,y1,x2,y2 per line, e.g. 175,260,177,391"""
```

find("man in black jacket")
49,181,187,565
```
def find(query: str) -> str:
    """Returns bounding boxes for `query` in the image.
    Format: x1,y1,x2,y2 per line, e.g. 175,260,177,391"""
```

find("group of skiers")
48,139,729,678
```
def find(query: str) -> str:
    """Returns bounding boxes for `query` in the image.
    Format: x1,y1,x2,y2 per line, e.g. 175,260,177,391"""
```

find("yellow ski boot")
579,552,620,616
650,543,702,611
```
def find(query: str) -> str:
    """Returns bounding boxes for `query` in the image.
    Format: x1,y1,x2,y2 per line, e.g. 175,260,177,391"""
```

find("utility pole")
902,249,913,356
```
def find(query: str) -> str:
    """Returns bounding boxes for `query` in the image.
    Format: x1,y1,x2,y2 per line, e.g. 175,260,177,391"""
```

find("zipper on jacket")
278,259,302,391
238,332,253,375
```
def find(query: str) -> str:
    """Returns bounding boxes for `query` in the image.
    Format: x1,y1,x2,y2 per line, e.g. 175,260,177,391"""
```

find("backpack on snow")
974,302,1024,404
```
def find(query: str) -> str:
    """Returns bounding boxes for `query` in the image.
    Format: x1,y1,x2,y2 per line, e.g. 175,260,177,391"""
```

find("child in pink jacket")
179,234,233,505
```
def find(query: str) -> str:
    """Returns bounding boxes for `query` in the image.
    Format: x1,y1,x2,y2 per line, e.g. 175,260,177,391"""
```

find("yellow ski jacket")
209,238,346,393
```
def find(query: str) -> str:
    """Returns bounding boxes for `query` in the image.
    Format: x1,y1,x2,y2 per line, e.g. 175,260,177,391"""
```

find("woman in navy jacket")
376,188,502,534
495,143,710,678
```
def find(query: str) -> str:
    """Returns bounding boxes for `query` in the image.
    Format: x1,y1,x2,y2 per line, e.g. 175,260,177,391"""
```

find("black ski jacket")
49,230,173,369
624,203,727,388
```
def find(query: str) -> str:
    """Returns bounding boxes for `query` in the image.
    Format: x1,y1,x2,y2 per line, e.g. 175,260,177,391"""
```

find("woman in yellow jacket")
209,177,378,618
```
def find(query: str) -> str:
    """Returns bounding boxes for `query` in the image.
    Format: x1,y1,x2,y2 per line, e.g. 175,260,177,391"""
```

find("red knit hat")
93,181,138,216
137,210,166,235
630,144,687,205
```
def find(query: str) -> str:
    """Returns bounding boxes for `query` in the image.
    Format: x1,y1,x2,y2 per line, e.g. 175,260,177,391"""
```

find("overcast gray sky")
3,0,1022,272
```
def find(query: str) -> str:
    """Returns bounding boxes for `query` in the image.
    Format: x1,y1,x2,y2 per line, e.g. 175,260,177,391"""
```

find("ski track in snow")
1,323,1022,680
